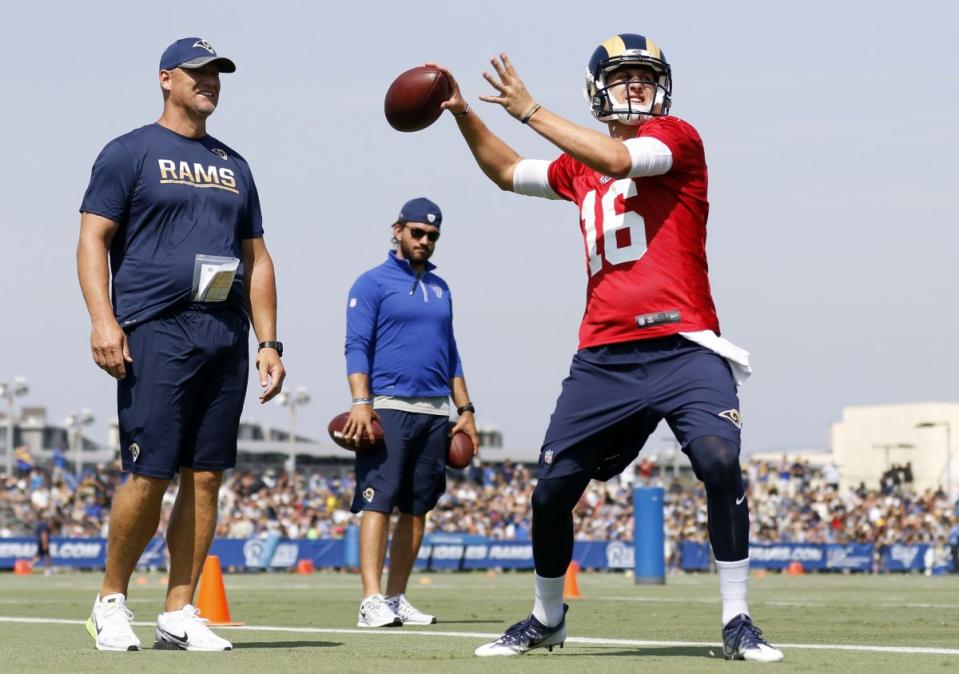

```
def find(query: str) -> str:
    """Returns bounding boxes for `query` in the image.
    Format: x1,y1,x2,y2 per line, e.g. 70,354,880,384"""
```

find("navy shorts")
539,336,742,481
117,304,249,480
350,410,448,515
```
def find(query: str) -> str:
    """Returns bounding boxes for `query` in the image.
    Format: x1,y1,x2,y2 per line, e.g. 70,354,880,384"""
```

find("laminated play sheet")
192,254,240,302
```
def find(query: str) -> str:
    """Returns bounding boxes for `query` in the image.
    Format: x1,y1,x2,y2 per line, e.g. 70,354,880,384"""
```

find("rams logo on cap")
426,213,436,223
193,39,216,55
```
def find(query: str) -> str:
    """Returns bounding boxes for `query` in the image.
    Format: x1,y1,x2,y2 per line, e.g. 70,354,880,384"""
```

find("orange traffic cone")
295,559,315,575
196,555,243,626
13,559,31,575
563,561,582,599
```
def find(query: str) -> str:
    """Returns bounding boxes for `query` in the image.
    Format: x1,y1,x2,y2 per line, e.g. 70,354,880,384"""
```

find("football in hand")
327,412,384,452
384,66,450,132
446,426,474,469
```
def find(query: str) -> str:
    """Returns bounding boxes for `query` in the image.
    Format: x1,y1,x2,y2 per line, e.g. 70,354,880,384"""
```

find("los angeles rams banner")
0,536,627,571
0,538,952,573
879,543,940,572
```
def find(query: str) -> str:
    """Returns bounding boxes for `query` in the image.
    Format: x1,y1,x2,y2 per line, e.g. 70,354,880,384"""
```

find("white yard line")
0,615,957,656
597,596,959,610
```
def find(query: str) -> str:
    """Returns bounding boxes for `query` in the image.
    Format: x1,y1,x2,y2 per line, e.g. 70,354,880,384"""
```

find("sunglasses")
404,225,440,243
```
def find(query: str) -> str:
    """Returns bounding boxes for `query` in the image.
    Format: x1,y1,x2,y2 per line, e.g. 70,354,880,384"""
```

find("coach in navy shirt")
76,37,284,652
343,197,478,628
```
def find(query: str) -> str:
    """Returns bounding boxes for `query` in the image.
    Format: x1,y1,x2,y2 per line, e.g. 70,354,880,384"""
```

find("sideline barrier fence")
0,537,953,574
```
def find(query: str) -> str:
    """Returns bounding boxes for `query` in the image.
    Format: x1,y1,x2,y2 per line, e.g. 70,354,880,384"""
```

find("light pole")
872,442,916,472
917,421,953,499
0,376,29,476
275,386,310,475
65,409,95,480
661,435,682,479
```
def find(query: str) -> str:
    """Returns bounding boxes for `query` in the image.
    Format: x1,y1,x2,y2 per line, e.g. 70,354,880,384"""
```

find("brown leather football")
446,428,475,469
384,66,450,132
327,412,384,452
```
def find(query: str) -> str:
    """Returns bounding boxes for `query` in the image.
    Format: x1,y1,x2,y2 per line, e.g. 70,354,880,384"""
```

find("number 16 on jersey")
581,178,648,275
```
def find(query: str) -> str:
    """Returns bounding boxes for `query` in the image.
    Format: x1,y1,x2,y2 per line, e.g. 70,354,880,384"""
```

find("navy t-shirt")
80,123,264,327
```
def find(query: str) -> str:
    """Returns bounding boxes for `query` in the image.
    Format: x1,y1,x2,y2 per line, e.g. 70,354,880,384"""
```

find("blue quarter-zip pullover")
345,251,464,397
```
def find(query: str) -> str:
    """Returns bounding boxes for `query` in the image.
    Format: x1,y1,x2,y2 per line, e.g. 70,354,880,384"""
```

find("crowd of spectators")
3,457,958,562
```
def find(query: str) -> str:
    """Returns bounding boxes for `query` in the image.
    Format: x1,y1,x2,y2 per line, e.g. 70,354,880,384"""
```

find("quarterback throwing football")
432,33,783,661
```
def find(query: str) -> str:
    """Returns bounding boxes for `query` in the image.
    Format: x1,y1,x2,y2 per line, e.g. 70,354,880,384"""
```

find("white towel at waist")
679,330,752,386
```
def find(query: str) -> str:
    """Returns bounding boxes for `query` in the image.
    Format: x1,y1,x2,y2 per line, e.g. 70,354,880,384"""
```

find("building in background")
0,406,110,469
830,402,959,495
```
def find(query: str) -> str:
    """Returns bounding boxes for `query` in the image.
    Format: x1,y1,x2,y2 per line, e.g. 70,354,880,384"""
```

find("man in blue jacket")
343,197,478,628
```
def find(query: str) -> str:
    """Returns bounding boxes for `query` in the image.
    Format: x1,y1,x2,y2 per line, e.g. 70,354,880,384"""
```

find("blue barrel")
633,486,665,584
344,524,360,569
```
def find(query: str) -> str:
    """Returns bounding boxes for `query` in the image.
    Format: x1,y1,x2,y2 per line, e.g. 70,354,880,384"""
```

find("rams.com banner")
0,537,952,573
0,539,106,567
748,542,875,572
680,542,875,572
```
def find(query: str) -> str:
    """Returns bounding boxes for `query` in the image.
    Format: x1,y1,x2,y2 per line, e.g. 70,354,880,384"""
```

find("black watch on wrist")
457,402,475,415
258,340,283,357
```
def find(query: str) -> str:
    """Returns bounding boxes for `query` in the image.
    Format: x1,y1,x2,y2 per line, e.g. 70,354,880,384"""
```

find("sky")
0,0,956,458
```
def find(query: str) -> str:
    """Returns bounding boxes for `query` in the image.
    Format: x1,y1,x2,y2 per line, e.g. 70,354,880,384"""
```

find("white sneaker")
357,594,402,627
154,604,233,651
86,593,141,652
387,594,436,625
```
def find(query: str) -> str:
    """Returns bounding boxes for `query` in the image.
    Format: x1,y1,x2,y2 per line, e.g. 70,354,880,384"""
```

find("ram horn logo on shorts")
211,148,229,160
362,487,375,502
129,443,140,463
718,409,743,429
193,39,217,55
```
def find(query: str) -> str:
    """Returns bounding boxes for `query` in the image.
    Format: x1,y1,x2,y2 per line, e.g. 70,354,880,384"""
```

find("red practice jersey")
547,116,720,349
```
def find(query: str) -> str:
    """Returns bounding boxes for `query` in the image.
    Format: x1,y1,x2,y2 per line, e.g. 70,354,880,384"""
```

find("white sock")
716,558,750,626
531,573,565,627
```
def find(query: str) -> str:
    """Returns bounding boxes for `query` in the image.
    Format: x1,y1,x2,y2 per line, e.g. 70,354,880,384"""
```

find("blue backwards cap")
397,197,442,228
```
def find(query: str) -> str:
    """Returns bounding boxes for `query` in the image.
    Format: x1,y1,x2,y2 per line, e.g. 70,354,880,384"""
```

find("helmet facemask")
586,53,672,125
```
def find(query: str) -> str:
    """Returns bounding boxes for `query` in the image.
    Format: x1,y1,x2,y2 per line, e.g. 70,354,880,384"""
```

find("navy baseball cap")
397,197,442,228
159,38,236,73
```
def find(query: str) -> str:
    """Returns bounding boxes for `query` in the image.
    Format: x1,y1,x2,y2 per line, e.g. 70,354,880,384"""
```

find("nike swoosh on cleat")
158,628,189,643
93,618,103,635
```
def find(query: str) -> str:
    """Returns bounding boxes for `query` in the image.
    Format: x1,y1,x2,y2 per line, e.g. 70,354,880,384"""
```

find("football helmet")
585,33,672,124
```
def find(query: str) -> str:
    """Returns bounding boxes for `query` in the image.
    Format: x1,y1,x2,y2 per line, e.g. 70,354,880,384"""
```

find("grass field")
1,570,957,672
